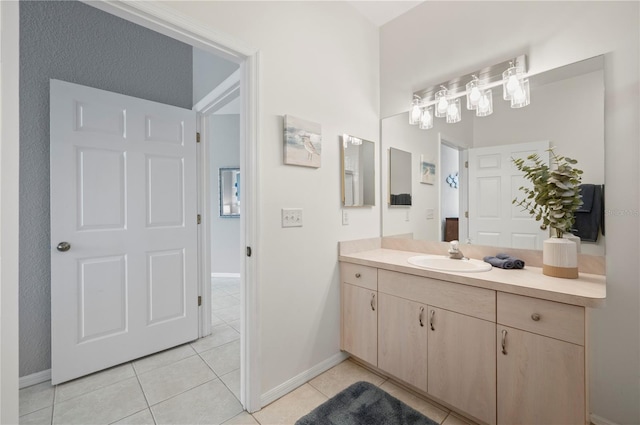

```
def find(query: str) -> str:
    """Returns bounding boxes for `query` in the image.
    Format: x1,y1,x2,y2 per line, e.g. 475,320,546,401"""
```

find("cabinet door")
378,293,428,392
497,326,585,425
428,307,496,425
342,283,377,366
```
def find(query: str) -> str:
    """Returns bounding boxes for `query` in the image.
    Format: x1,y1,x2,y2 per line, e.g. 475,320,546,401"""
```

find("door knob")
56,242,71,252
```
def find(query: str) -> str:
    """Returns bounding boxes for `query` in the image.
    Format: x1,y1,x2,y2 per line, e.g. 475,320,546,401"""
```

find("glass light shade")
435,89,449,117
409,97,422,125
466,78,481,110
502,66,522,101
476,89,493,117
510,79,530,108
419,106,434,130
446,98,461,123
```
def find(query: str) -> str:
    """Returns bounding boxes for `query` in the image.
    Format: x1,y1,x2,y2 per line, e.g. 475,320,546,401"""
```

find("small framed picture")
283,115,321,168
420,155,436,185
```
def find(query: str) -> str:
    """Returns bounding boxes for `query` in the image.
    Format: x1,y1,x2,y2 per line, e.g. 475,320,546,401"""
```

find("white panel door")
468,141,549,249
50,79,198,384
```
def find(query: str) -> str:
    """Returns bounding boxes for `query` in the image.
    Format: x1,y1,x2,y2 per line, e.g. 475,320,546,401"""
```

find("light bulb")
469,87,481,105
506,75,519,94
411,104,421,123
513,85,525,103
478,94,489,112
447,103,458,116
437,97,448,113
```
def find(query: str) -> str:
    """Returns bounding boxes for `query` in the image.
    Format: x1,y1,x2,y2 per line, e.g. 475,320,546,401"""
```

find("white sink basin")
407,255,492,273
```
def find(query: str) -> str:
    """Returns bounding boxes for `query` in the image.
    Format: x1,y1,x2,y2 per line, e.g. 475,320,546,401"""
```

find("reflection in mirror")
381,56,605,255
341,135,376,207
389,147,412,206
220,167,240,217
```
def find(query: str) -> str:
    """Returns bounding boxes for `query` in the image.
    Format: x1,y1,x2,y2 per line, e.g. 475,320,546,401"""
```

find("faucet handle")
450,240,459,252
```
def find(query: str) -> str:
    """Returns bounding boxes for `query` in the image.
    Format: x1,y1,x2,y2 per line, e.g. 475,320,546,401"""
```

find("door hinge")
465,211,469,218
465,161,468,168
198,296,202,306
197,214,201,224
196,132,201,143
246,246,252,257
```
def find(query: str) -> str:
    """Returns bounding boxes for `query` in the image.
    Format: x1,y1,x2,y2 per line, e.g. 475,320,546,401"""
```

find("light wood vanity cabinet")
428,307,496,425
497,293,586,425
340,264,377,366
341,261,592,425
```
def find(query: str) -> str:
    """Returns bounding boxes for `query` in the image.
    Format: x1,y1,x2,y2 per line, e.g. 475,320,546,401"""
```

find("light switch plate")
282,208,303,227
426,208,435,220
342,210,349,225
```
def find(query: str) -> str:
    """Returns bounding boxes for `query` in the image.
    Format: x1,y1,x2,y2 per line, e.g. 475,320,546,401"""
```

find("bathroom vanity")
339,239,606,425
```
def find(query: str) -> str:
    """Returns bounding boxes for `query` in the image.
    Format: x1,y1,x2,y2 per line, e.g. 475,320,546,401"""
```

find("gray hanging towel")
572,184,604,242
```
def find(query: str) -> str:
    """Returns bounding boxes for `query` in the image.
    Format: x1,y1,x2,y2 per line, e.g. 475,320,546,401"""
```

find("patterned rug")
295,381,439,425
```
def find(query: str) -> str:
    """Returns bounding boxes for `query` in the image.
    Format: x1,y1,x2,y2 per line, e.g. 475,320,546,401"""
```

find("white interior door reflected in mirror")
341,135,375,207
220,167,240,217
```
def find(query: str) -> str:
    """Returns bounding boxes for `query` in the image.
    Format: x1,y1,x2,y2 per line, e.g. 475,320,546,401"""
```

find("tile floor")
20,276,476,424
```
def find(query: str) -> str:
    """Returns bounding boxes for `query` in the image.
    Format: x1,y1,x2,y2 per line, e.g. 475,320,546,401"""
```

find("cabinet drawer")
341,263,377,290
497,292,584,345
378,269,495,322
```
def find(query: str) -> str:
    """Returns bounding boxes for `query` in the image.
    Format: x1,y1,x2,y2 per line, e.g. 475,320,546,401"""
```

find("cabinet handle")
355,273,361,278
419,307,425,327
531,313,541,321
429,309,435,331
370,293,376,311
501,329,508,355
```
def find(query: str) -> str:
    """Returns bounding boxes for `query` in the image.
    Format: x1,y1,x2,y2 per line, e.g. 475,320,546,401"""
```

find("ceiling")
347,1,424,27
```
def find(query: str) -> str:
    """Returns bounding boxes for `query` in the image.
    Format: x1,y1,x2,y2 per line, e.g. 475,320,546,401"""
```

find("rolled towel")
496,253,525,269
483,256,515,269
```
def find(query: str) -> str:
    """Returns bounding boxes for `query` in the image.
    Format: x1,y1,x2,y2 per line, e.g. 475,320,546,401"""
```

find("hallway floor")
20,276,476,424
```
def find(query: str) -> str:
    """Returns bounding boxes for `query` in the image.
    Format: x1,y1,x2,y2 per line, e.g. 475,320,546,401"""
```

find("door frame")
0,0,262,415
193,69,241,339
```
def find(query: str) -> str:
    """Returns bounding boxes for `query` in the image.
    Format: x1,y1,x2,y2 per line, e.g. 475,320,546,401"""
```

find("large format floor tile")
137,355,216,406
133,344,197,375
308,359,386,398
151,379,242,425
253,384,327,425
190,324,239,353
52,377,147,425
19,381,54,416
200,340,240,376
220,369,241,401
19,406,52,425
112,408,155,424
222,411,259,425
56,363,136,403
379,380,449,423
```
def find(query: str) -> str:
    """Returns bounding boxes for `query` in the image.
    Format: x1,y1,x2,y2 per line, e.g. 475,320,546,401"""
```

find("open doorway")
438,135,469,244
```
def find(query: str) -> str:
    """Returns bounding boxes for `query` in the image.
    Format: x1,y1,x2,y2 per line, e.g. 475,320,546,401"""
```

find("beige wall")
381,2,639,423
166,1,381,396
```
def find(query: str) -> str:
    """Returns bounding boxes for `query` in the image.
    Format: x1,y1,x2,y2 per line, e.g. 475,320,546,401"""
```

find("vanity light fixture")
408,54,528,130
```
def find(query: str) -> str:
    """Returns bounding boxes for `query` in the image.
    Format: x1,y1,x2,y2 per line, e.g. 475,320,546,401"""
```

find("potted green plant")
512,148,583,278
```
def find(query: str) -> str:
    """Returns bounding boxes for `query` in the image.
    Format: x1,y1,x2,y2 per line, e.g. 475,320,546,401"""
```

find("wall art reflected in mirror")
389,147,412,206
381,55,605,255
341,135,376,207
220,167,240,217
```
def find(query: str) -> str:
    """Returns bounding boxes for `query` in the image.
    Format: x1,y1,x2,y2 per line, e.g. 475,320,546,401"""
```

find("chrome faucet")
448,240,465,260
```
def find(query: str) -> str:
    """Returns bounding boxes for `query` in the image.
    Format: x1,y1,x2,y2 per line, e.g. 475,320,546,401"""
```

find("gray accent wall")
19,0,193,376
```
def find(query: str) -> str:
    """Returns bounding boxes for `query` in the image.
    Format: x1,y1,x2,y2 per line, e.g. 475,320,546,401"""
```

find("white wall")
381,2,639,423
209,114,241,274
193,47,239,106
166,1,380,397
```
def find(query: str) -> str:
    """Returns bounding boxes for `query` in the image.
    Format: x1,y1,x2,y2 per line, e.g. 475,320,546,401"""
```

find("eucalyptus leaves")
512,148,583,238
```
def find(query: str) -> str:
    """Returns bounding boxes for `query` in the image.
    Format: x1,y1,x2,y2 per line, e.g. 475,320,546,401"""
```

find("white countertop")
339,248,606,308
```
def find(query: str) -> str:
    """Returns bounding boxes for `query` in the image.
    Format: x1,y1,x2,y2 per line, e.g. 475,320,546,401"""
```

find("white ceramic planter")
543,237,579,279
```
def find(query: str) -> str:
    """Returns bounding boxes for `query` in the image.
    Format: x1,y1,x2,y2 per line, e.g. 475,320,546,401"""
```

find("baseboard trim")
19,369,51,389
591,413,620,425
260,352,349,407
211,273,241,278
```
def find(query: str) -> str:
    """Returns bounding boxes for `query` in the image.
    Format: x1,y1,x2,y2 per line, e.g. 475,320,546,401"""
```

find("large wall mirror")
381,55,605,255
220,167,240,217
341,135,375,207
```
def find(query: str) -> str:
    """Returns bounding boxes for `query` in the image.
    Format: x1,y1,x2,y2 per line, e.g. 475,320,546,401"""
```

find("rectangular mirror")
341,135,375,207
220,167,240,217
389,147,412,206
381,55,605,255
